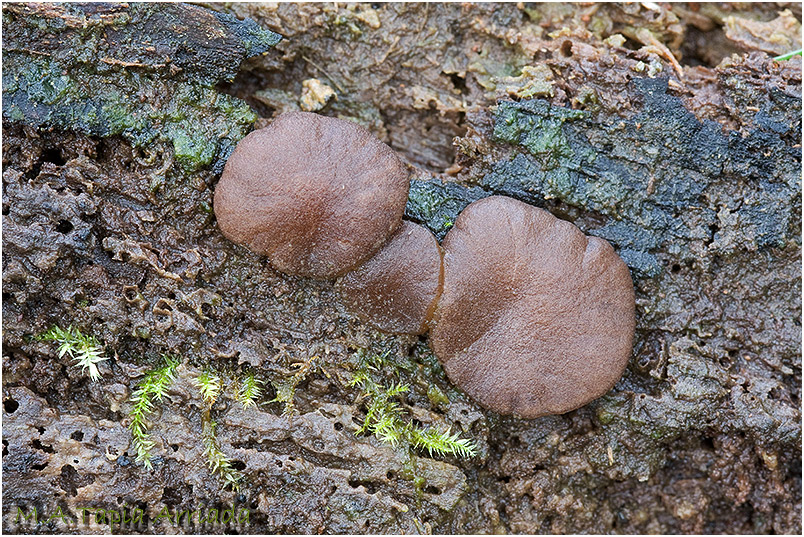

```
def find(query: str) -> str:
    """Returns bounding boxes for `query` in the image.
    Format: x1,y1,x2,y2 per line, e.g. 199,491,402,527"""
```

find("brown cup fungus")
213,112,410,279
430,196,635,419
338,221,443,335
214,114,636,418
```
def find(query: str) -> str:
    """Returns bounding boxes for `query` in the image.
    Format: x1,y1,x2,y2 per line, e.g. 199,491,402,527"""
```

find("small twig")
301,55,346,93
377,36,401,65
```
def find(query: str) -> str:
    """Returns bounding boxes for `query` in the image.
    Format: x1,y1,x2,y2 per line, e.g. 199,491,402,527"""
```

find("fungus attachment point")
338,221,443,335
430,196,635,419
213,112,410,279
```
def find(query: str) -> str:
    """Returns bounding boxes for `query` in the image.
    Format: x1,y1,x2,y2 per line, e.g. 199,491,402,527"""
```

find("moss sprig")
37,325,107,381
128,355,181,468
409,426,477,459
237,373,263,409
270,354,319,416
201,419,243,492
195,369,222,404
194,366,259,490
774,48,802,61
349,361,477,459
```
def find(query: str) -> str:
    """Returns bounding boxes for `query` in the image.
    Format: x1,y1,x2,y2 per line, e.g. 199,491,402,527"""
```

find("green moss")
427,385,450,408
348,351,477,459
493,99,585,168
480,78,801,278
2,3,281,173
595,406,616,426
3,54,258,172
405,179,489,241
773,49,802,61
237,373,263,409
37,325,107,381
467,48,526,92
128,355,181,468
194,366,266,490
201,419,244,492
270,355,320,416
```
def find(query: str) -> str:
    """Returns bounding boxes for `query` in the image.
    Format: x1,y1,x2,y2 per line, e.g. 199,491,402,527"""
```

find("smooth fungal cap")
337,221,443,335
430,196,635,419
213,111,410,279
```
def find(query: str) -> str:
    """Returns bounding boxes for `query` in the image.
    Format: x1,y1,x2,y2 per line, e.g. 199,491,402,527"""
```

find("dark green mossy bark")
2,2,280,171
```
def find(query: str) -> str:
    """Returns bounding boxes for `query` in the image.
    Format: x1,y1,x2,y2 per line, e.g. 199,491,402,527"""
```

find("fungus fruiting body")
214,113,636,419
338,221,443,335
213,111,410,279
429,196,635,419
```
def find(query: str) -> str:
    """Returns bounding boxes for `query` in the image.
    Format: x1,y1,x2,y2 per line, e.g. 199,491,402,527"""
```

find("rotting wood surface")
2,3,801,534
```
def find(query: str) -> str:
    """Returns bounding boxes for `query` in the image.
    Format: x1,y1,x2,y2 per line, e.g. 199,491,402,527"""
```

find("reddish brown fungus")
213,111,410,279
338,221,443,335
430,196,635,419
